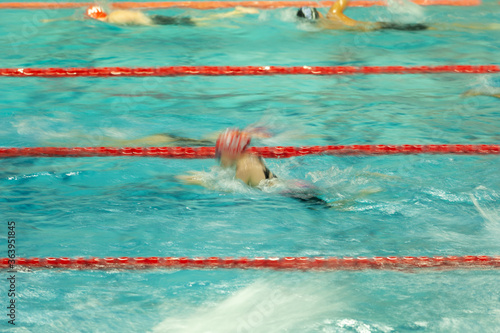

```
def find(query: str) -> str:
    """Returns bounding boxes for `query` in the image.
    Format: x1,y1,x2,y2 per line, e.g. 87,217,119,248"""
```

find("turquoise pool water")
1,0,500,332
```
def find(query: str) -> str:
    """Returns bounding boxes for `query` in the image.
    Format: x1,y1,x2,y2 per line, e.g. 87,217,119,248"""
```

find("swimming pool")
1,0,500,331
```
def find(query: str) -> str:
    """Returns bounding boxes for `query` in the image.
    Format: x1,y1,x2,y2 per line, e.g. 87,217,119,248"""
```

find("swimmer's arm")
176,172,210,187
325,0,372,29
326,0,357,24
327,0,350,16
192,6,258,22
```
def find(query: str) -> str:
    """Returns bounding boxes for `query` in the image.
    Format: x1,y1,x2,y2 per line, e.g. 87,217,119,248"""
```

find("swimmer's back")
106,10,153,26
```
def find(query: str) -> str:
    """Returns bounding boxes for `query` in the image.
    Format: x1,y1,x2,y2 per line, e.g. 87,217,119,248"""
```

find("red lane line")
1,65,499,77
0,0,482,10
2,256,499,270
0,145,499,158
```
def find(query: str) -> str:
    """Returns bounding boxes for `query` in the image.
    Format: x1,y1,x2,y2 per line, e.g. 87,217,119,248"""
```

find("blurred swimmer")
179,129,275,187
296,0,428,31
296,0,500,31
177,128,330,206
42,5,258,26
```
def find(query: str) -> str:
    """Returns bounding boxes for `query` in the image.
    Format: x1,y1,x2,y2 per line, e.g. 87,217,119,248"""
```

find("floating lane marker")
0,145,499,159
2,256,499,271
1,65,499,77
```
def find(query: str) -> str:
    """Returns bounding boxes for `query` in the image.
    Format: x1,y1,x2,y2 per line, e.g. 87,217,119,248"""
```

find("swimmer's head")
215,129,251,159
296,7,320,20
86,5,108,20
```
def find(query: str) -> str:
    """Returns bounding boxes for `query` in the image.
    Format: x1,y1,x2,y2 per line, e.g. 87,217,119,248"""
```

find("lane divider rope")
0,0,482,10
1,145,499,159
3,256,499,270
1,65,498,77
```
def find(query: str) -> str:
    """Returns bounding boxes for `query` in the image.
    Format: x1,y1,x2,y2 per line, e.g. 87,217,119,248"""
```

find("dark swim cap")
297,7,320,20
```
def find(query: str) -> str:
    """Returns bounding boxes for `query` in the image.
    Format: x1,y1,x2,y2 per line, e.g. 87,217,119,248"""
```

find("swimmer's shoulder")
235,155,269,187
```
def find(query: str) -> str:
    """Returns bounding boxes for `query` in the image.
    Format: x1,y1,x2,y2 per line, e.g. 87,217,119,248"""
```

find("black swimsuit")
263,165,275,180
259,157,277,180
379,22,429,31
257,157,329,207
150,15,195,26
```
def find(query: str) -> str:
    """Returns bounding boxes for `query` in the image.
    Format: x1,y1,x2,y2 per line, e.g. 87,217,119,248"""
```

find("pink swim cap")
215,129,251,157
86,5,107,20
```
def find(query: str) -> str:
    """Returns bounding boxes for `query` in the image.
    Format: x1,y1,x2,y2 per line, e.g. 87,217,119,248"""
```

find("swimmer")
42,5,259,26
177,128,331,207
296,0,500,31
178,129,275,187
296,0,429,31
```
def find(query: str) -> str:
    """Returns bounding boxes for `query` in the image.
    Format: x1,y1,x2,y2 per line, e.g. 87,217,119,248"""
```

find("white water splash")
386,0,425,23
152,276,355,333
470,193,500,227
187,166,255,193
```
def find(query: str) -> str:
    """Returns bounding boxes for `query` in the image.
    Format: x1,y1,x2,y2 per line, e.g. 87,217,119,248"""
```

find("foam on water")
386,0,425,23
152,274,356,333
470,190,500,238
